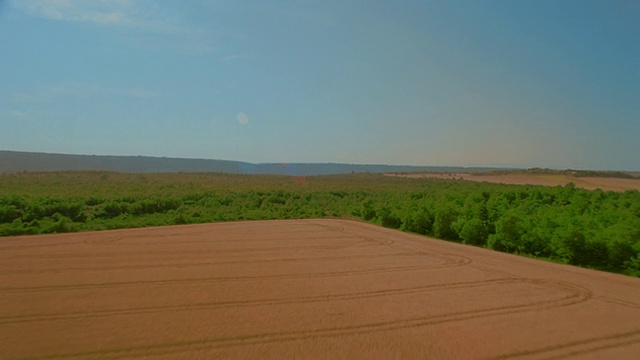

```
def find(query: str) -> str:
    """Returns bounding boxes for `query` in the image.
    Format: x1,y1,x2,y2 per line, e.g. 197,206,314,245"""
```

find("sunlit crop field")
1,219,639,359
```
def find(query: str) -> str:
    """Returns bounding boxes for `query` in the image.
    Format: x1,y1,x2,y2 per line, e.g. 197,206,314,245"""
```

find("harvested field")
389,173,640,192
1,219,639,359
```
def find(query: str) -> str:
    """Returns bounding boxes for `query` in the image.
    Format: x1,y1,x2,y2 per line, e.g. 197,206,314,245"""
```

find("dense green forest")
1,172,639,276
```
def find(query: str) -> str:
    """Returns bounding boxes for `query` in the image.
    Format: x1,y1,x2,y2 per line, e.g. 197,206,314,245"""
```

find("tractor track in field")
0,251,429,275
0,254,471,294
18,278,593,359
0,278,519,324
2,219,638,360
490,329,640,360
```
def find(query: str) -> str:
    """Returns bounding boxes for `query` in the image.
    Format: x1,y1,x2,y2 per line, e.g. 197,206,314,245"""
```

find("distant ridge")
0,151,499,176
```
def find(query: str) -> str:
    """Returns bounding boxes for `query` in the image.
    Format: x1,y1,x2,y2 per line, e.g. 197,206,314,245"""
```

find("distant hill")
0,151,249,174
0,151,498,176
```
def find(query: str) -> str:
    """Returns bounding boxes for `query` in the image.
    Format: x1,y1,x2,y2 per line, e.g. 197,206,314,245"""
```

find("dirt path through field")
1,219,639,359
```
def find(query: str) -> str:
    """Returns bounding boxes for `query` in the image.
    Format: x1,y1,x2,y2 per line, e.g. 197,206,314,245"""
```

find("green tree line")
1,172,638,276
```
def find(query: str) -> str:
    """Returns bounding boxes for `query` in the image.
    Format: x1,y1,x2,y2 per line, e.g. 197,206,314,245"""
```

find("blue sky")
1,0,638,170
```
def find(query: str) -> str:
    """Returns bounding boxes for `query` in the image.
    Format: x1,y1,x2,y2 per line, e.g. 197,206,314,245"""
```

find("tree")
458,218,487,246
433,205,459,241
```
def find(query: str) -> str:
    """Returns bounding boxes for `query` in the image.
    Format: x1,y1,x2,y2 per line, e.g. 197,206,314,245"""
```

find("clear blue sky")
1,0,638,170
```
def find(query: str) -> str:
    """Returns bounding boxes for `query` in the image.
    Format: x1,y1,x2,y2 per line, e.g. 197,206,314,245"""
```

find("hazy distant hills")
0,151,498,175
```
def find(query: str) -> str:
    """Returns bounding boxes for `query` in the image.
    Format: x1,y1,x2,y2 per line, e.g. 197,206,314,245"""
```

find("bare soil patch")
1,219,639,359
391,173,640,192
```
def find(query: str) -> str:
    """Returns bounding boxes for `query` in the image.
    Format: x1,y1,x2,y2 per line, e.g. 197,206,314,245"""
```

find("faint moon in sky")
236,112,249,125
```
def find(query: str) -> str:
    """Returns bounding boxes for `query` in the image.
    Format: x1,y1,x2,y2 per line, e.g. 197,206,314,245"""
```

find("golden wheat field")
1,219,639,359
